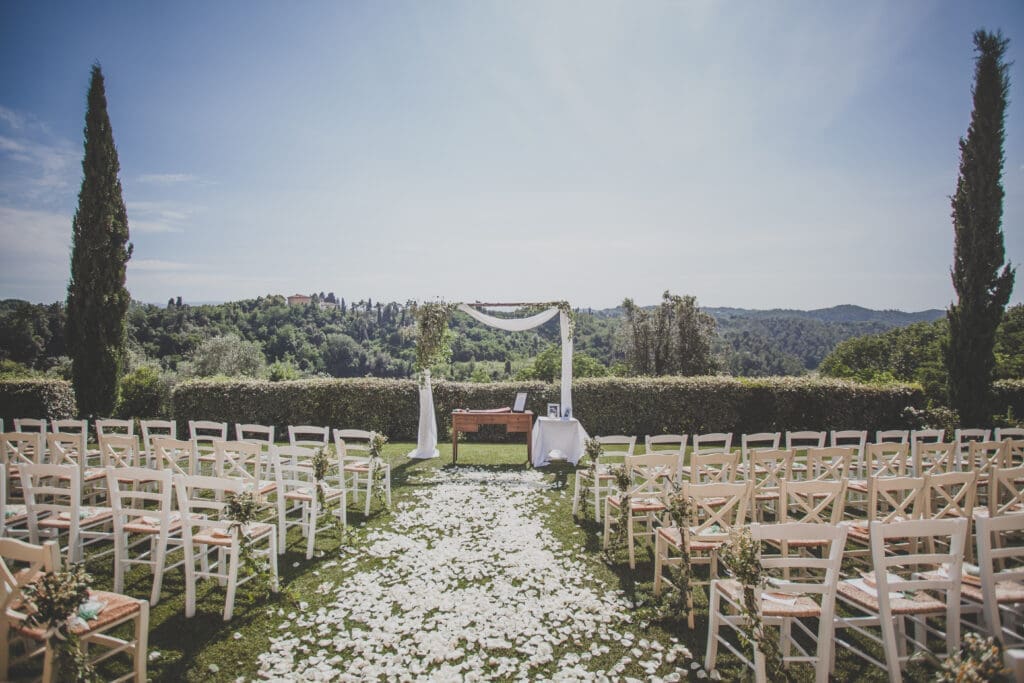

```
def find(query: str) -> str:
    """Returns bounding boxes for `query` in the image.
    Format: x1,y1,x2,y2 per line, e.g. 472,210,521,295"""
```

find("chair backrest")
0,538,60,625
595,435,637,455
914,442,956,476
868,517,967,614
140,419,176,460
691,432,732,456
1006,438,1024,467
923,471,977,521
830,429,868,476
785,430,826,451
954,428,992,466
46,432,89,467
271,449,318,497
96,418,134,438
214,440,265,490
995,427,1024,442
99,433,143,469
968,440,1008,477
333,429,372,461
13,418,47,435
867,474,924,523
750,522,847,600
645,434,687,454
173,473,246,540
974,512,1024,640
623,453,678,498
911,428,944,453
288,425,329,448
988,464,1024,517
875,429,909,444
0,432,43,467
805,447,854,480
273,444,318,467
864,442,909,478
51,418,88,438
780,478,847,526
152,437,196,476
236,423,275,446
19,463,84,534
748,449,793,497
189,420,228,455
691,450,740,484
740,432,781,459
106,466,174,532
682,480,751,541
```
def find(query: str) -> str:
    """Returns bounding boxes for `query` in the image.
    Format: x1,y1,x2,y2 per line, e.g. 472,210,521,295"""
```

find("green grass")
58,442,921,681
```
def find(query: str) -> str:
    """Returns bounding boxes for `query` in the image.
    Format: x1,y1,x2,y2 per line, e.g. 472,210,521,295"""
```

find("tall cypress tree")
66,64,133,417
945,31,1015,425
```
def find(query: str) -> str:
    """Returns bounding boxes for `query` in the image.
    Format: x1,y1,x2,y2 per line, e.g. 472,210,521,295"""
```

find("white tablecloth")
532,417,589,467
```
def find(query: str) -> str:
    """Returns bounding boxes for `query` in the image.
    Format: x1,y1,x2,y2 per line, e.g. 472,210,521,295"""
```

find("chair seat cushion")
837,579,946,615
13,589,142,639
38,507,112,529
193,522,274,547
284,486,343,503
606,495,666,512
715,578,821,618
124,512,183,535
656,526,723,552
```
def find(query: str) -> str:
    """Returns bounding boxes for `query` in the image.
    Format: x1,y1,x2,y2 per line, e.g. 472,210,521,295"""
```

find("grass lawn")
67,442,923,681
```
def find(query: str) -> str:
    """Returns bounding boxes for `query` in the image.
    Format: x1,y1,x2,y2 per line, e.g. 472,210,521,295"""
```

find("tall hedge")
994,379,1024,419
171,376,925,441
0,379,77,427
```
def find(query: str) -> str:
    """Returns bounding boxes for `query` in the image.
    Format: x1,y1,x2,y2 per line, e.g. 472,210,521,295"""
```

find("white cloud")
126,200,198,234
128,259,195,272
0,205,72,301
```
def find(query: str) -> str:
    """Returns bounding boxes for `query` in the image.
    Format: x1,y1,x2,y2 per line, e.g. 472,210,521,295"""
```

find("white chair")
140,419,176,468
188,420,228,473
968,440,1008,505
99,433,143,470
843,475,925,560
288,425,329,449
692,432,732,456
332,429,391,515
20,463,112,563
831,430,868,478
152,437,196,477
46,433,106,504
50,418,91,457
913,442,956,476
973,512,1024,647
706,522,848,683
983,464,1024,517
687,450,740,484
0,537,149,683
174,474,278,621
848,443,910,496
107,466,184,605
954,428,991,468
0,432,44,474
272,449,345,559
805,447,854,481
922,471,977,560
572,435,636,522
910,429,944,470
654,480,752,628
214,440,276,508
0,464,28,540
645,433,687,454
740,432,781,474
875,430,909,444
236,424,276,482
785,430,826,451
96,418,134,438
995,427,1024,442
834,517,968,683
748,449,793,522
13,419,47,436
602,453,678,569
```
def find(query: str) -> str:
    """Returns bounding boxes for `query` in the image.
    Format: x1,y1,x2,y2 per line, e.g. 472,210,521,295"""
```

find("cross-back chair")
602,453,677,569
571,434,635,522
20,463,112,564
273,449,345,559
748,449,793,522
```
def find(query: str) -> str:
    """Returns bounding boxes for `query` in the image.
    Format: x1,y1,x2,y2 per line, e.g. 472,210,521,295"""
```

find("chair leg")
224,542,239,621
627,512,636,569
880,611,903,683
135,600,149,682
277,498,286,555
572,474,581,515
306,500,318,560
602,502,612,551
653,534,663,596
184,541,197,618
268,529,279,592
114,531,126,595
151,534,166,605
594,482,602,523
364,477,372,516
705,583,721,671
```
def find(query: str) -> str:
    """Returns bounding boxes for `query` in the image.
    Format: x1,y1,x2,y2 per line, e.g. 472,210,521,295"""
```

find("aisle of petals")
257,467,695,681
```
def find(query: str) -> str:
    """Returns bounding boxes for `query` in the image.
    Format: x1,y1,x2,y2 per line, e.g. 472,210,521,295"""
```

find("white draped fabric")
408,304,575,461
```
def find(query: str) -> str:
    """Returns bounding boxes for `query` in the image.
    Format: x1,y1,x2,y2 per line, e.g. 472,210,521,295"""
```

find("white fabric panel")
531,417,589,466
455,304,560,331
559,309,573,417
407,370,439,459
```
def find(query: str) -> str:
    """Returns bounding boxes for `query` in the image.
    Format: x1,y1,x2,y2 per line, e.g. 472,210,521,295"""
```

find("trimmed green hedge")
171,376,925,441
0,379,77,427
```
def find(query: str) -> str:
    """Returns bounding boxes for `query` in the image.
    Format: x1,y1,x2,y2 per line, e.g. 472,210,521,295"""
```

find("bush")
171,376,926,441
993,379,1024,424
0,379,77,426
116,366,171,419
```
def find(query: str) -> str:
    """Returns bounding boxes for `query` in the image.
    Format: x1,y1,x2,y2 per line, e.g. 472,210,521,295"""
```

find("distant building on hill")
287,294,311,306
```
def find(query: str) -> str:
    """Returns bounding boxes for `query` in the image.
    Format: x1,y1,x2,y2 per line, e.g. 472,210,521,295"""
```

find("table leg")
526,429,532,467
452,430,458,464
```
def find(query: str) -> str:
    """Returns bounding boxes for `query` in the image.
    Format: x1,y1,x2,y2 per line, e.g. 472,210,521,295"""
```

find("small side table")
531,417,589,467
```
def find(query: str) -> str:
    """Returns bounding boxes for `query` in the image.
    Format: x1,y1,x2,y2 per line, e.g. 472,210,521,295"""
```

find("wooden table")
451,411,534,465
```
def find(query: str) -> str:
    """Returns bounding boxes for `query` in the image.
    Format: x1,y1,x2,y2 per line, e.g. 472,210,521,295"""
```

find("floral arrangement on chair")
719,528,791,683
933,632,1010,682
604,464,633,560
22,563,95,682
368,432,390,509
575,437,604,519
659,485,695,620
224,490,274,597
312,446,345,533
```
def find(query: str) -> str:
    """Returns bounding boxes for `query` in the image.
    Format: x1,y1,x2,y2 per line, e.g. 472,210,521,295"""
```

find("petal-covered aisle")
257,468,695,681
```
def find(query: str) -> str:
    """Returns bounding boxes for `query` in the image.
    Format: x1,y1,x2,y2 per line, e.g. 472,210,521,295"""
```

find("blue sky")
1,1,1022,311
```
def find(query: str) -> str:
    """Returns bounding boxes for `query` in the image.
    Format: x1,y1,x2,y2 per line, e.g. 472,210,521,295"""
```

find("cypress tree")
66,64,133,417
945,31,1015,425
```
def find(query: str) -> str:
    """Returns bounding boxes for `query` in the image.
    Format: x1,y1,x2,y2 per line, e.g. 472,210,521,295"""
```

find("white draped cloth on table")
407,304,574,460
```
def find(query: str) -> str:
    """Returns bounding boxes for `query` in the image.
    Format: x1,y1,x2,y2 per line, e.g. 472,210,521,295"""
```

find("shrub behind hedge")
0,379,77,426
994,379,1024,420
171,376,925,441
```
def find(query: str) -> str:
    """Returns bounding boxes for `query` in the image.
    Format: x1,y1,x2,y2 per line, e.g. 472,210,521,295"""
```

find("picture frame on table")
547,403,561,418
512,392,528,413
